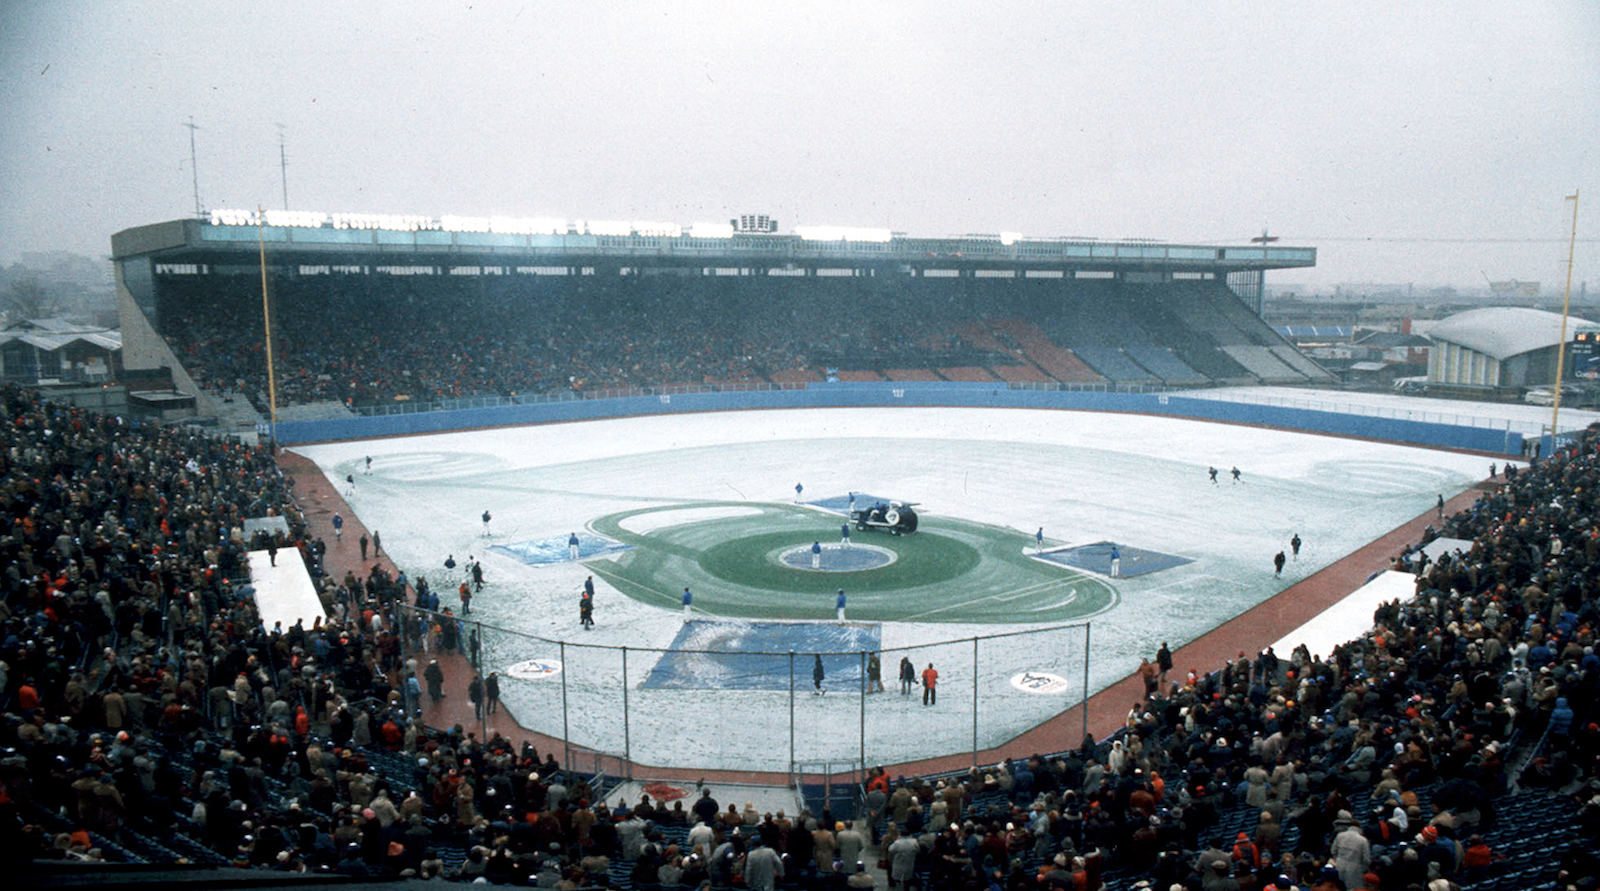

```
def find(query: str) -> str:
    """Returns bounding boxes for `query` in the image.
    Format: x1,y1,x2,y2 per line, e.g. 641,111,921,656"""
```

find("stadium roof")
1426,307,1596,360
0,318,121,352
111,217,1317,274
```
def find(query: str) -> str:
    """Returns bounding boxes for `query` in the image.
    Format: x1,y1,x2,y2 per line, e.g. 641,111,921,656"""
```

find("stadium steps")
937,366,999,382
982,319,1104,383
1072,345,1159,383
987,362,1052,383
1220,345,1307,383
1269,345,1335,382
881,367,942,381
835,369,885,382
1124,345,1208,385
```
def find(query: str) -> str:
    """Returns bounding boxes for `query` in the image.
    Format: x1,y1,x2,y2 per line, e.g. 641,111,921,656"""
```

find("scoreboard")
1573,327,1600,379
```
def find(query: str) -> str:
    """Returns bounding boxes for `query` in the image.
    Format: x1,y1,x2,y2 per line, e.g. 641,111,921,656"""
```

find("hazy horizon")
2,1,1594,289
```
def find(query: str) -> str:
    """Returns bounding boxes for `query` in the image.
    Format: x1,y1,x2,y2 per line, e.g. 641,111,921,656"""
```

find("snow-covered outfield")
293,404,1493,772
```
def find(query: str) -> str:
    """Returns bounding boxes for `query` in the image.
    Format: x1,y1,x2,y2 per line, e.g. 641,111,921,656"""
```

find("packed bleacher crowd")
152,274,1220,411
2,377,1597,889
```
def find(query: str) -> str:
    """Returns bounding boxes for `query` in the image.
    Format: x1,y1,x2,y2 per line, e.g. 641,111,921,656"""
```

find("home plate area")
1036,541,1191,577
641,620,882,691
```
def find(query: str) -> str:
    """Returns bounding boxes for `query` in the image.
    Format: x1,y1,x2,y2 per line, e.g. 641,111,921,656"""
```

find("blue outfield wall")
273,383,1524,455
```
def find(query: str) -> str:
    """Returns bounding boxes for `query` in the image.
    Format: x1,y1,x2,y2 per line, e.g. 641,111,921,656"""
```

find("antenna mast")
182,117,202,217
276,124,289,211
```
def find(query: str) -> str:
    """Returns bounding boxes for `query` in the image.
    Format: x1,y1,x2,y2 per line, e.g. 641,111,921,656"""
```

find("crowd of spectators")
2,378,1597,889
155,272,1111,411
850,426,1600,891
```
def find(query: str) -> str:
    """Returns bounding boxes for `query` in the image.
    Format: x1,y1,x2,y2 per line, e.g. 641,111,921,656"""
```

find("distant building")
1426,307,1594,391
0,318,121,383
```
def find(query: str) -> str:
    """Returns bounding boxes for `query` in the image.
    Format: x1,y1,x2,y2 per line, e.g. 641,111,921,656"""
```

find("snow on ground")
618,505,764,534
1180,385,1600,436
292,407,1489,772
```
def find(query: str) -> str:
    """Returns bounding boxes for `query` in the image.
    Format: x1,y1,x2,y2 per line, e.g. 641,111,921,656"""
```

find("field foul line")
899,576,1093,622
586,564,682,609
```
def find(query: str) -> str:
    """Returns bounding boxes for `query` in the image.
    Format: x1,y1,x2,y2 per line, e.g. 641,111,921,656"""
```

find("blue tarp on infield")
1036,540,1192,578
491,533,631,566
642,620,883,691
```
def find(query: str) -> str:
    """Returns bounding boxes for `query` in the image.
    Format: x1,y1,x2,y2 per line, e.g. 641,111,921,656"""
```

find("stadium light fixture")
585,220,635,237
794,225,893,243
262,210,328,228
689,222,735,239
1000,231,1023,246
632,221,683,238
210,208,260,226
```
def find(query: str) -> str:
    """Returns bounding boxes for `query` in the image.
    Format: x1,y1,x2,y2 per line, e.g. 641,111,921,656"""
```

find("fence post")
972,636,979,769
859,650,867,788
622,646,631,772
560,640,570,772
788,651,796,784
1081,623,1092,749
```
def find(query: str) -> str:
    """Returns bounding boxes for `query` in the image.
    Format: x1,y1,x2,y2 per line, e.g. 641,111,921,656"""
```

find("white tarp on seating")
1416,536,1474,564
248,548,326,631
1270,570,1419,661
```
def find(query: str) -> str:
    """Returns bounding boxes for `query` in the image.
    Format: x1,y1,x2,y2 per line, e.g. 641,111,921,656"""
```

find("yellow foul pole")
257,207,279,447
1550,190,1579,441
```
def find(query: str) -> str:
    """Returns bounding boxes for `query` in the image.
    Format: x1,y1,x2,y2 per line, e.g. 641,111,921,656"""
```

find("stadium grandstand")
109,212,1329,423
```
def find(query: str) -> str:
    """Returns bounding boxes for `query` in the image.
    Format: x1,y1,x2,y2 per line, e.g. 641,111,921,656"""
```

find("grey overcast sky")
1,1,1594,290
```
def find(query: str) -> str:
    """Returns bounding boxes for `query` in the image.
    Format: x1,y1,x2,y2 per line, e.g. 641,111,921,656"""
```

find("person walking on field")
1208,466,1219,485
682,587,693,617
1109,545,1121,578
1035,527,1044,553
921,663,939,706
1290,533,1302,560
568,532,580,561
1273,550,1287,576
1156,642,1173,686
867,652,884,693
1231,466,1242,484
840,522,851,548
481,510,492,536
424,659,445,702
899,656,915,695
485,671,500,714
813,654,826,695
795,482,804,503
580,593,594,630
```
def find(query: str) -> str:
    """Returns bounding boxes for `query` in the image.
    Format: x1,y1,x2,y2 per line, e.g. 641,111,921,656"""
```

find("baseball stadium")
6,211,1593,889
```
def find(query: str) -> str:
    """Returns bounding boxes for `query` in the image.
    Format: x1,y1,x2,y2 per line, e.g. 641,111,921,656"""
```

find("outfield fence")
397,604,1091,783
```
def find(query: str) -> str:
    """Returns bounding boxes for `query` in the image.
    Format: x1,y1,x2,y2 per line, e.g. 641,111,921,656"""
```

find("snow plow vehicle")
851,501,919,535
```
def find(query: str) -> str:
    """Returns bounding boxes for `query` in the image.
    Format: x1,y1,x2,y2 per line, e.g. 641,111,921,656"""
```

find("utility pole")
276,124,290,211
182,117,202,217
